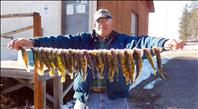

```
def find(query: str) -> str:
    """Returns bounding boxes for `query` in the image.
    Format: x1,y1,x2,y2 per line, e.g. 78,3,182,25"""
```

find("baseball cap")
94,9,112,22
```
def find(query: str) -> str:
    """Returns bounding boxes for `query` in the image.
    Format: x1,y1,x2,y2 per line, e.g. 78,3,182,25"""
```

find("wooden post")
53,77,63,109
0,13,34,18
33,12,42,37
34,67,46,109
33,12,45,109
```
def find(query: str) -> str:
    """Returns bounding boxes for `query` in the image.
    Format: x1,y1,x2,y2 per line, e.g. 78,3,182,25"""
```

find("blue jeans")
74,93,129,109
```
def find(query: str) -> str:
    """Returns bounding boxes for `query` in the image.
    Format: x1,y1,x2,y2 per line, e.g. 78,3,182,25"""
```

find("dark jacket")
32,31,168,103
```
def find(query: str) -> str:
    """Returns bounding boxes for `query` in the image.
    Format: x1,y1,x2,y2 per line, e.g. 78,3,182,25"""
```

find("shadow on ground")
128,57,198,109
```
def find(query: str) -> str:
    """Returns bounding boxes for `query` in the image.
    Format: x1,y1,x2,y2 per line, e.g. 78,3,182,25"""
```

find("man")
7,9,184,109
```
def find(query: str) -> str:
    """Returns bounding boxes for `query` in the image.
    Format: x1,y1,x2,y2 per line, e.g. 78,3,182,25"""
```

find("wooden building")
97,1,154,36
62,1,154,36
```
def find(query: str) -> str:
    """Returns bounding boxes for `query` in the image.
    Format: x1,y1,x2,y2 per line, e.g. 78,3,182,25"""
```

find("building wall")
1,1,151,60
1,1,61,60
97,1,150,36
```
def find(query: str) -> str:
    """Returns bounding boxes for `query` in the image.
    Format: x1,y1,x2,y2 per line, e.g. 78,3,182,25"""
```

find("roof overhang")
145,1,155,12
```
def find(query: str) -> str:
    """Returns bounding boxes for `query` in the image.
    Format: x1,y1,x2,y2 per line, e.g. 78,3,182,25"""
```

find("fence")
1,12,71,109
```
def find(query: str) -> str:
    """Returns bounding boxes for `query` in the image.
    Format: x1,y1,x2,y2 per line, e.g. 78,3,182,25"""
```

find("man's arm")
127,35,184,51
7,38,33,50
7,33,85,50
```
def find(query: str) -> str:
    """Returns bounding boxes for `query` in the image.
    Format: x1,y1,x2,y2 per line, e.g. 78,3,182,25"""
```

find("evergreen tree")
179,2,198,41
179,4,190,41
189,8,198,40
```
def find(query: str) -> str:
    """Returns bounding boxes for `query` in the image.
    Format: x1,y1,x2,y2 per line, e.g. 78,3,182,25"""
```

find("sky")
148,1,192,39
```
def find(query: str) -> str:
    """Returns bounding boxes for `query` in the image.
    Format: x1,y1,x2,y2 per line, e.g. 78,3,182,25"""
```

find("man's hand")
7,38,33,50
164,39,185,51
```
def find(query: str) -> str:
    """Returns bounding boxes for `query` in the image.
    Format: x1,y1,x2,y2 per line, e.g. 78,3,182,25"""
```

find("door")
62,0,89,34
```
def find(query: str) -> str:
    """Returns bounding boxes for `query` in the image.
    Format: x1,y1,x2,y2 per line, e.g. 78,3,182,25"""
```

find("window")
131,12,138,35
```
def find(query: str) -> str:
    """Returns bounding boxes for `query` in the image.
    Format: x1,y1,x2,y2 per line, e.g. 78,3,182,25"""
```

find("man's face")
94,17,113,39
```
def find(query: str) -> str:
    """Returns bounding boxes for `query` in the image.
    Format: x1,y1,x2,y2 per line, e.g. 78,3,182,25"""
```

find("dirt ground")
128,43,198,109
0,78,75,109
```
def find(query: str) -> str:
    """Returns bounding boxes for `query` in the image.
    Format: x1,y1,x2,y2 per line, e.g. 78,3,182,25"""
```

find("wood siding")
97,1,151,36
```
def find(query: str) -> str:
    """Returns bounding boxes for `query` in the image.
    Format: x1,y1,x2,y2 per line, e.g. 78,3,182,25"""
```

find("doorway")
62,0,89,34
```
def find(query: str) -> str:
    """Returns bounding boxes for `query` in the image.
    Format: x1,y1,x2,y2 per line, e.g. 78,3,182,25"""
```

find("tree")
189,8,198,40
178,4,190,41
179,3,198,41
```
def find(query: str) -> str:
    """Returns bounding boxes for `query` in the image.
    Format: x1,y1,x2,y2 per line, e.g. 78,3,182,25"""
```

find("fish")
62,49,75,80
68,49,76,79
125,49,135,84
45,48,56,76
51,48,61,76
40,48,51,70
133,48,143,80
152,47,166,80
143,48,157,76
19,47,30,72
118,49,130,84
31,48,38,68
89,50,103,79
36,48,45,75
73,49,82,78
106,50,115,82
50,48,65,81
78,50,88,81
89,50,98,79
56,49,66,82
31,47,40,75
62,49,72,79
30,48,165,83
100,49,107,67
111,49,119,82
95,50,105,79
84,50,96,79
